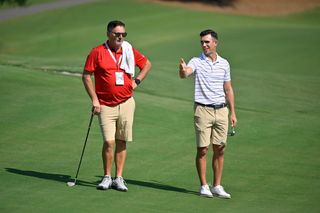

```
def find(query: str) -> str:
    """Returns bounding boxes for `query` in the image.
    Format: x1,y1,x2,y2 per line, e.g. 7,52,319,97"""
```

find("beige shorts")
98,97,135,142
194,104,229,147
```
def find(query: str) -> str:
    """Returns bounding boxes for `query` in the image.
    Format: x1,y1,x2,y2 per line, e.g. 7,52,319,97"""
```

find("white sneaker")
199,185,213,198
97,175,112,190
210,185,231,199
112,177,128,192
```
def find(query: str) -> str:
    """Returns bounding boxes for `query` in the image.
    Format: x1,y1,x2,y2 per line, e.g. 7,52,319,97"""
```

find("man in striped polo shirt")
179,29,237,199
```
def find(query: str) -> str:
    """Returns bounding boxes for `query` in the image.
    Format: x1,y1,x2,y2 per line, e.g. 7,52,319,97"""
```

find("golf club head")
228,127,236,136
230,130,235,136
67,181,76,187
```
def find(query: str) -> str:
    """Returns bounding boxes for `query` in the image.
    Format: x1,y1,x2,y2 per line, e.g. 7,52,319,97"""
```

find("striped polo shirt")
188,53,231,105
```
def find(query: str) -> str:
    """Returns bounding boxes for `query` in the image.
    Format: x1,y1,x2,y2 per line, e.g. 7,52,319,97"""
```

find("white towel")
120,41,135,77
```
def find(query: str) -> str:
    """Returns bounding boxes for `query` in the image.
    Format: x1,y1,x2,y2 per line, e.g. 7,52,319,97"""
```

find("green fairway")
1,0,320,212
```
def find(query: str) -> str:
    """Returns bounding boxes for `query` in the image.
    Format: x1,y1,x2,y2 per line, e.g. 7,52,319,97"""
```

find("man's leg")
97,140,115,190
196,146,209,186
212,144,225,186
98,104,117,177
113,139,128,191
211,144,230,198
102,140,115,176
115,139,127,177
196,146,213,197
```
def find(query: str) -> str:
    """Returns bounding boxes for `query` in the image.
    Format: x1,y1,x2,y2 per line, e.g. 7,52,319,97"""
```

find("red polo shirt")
84,43,147,106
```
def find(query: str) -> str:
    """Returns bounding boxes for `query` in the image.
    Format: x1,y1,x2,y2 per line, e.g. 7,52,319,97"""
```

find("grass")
0,0,320,212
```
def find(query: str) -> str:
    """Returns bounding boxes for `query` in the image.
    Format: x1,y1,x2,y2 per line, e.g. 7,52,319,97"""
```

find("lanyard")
105,43,122,66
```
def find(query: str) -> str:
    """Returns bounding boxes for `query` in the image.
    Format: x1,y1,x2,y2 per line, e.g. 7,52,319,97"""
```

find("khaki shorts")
194,104,229,147
98,97,135,142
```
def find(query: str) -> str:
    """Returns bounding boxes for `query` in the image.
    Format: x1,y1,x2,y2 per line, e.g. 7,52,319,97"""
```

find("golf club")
67,112,94,187
228,126,236,136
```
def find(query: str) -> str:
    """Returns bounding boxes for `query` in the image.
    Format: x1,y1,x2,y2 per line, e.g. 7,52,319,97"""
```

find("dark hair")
107,20,125,32
200,29,218,40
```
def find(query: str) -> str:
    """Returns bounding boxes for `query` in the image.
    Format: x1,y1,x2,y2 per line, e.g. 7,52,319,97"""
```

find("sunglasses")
111,32,127,38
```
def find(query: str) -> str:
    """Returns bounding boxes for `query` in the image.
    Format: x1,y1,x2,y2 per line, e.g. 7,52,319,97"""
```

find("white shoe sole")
212,193,231,199
200,193,213,198
112,183,128,191
97,185,112,190
115,188,128,192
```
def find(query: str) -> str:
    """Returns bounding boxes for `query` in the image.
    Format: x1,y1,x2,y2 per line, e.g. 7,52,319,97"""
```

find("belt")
195,102,227,109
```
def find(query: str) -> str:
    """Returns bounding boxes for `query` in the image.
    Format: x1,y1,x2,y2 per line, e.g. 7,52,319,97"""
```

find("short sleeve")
187,57,197,74
224,61,231,81
133,47,148,70
84,49,98,72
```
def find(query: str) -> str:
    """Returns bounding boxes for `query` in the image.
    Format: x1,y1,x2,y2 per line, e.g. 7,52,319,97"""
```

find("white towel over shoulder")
120,41,135,77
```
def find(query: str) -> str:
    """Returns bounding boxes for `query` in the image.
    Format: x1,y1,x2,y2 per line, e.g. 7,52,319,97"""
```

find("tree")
0,0,28,6
161,0,236,7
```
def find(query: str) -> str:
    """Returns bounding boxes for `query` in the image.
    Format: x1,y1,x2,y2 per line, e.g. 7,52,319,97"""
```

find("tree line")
0,0,28,6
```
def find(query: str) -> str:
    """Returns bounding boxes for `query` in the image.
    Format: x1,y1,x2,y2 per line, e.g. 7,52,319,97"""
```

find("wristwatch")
134,78,141,85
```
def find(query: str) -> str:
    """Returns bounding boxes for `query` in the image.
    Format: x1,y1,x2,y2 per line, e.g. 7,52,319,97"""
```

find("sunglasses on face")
111,32,128,38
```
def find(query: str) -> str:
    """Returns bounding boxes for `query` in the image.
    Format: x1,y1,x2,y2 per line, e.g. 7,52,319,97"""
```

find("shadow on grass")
5,168,197,195
95,176,197,195
5,168,96,187
126,179,198,195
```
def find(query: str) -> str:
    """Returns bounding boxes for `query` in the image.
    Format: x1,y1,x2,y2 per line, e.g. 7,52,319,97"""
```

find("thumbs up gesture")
179,58,192,78
179,58,187,71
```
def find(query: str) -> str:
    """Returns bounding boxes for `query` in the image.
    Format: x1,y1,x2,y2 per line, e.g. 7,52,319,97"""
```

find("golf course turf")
0,0,319,212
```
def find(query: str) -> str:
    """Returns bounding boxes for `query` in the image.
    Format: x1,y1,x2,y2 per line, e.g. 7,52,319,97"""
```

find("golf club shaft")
73,112,94,183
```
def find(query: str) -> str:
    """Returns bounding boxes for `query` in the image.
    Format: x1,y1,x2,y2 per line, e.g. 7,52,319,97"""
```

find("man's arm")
224,81,237,127
132,59,152,89
179,58,193,78
82,70,100,114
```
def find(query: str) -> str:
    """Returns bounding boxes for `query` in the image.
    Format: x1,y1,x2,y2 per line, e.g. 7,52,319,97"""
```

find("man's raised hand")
179,58,186,71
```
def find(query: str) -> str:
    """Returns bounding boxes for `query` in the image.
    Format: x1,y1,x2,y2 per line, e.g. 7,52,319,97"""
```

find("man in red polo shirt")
82,20,151,192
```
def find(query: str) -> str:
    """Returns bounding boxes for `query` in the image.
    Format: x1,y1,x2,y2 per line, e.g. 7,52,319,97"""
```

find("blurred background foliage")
0,0,28,6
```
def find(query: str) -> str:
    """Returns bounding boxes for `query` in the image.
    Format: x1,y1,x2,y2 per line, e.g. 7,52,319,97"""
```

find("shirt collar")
200,52,220,64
